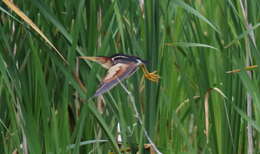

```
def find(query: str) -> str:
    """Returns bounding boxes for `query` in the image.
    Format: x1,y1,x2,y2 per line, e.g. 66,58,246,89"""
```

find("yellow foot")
141,64,160,82
144,71,160,82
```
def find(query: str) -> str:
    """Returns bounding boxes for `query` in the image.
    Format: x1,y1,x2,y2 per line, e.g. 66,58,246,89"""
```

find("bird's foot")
144,71,160,82
141,64,160,82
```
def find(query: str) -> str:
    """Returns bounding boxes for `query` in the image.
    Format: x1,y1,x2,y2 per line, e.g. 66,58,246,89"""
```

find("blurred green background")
0,0,260,153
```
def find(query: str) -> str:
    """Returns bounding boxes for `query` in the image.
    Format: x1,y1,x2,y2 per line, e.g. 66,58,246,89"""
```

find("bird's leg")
140,64,160,82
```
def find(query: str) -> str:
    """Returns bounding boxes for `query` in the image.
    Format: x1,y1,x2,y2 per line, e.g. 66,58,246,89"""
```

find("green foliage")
0,0,260,153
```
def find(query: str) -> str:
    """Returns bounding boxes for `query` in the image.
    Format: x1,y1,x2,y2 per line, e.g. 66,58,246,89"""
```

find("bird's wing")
94,62,138,97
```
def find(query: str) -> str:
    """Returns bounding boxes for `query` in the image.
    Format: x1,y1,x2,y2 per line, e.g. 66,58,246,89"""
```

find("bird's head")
110,53,148,65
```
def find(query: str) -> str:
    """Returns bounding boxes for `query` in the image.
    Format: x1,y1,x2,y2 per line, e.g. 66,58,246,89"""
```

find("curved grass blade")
67,139,108,150
0,6,23,24
166,42,219,51
173,0,220,33
2,0,68,64
224,22,260,48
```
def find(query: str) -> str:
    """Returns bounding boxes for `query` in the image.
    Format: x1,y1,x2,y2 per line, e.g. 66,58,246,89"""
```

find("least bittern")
80,53,160,97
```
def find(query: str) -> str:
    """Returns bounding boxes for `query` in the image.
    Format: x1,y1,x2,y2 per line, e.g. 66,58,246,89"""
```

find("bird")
80,53,160,97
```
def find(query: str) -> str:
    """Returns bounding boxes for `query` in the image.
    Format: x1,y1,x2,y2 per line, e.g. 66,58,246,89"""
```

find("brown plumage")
80,54,159,97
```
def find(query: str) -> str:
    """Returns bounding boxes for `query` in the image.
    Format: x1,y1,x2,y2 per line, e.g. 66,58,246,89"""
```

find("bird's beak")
79,56,103,62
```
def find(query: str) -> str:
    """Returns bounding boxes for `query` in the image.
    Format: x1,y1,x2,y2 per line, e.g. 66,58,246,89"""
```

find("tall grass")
1,0,260,153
